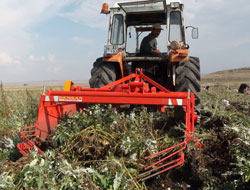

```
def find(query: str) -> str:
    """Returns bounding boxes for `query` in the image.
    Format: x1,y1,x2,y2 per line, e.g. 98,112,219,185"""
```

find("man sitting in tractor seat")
139,24,163,56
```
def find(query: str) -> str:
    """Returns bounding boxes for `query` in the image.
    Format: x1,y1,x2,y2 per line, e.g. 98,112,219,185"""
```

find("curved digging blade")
139,142,186,181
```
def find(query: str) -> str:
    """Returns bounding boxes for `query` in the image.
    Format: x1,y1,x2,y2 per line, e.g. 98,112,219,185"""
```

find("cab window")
111,14,124,45
169,11,183,42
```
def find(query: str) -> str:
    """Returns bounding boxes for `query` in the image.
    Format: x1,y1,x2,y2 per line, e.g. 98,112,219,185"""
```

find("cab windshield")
169,11,183,42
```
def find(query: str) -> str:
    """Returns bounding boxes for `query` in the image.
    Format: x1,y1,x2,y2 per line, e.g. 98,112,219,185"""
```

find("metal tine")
139,156,182,177
139,154,184,181
145,142,186,170
145,141,186,160
138,142,187,181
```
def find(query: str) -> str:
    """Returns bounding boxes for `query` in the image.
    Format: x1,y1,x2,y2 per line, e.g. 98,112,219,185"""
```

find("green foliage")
54,105,167,161
0,87,249,189
0,136,22,161
1,150,93,189
195,88,250,189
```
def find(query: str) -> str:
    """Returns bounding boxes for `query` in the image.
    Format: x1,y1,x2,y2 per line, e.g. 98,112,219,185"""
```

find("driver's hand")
155,49,160,54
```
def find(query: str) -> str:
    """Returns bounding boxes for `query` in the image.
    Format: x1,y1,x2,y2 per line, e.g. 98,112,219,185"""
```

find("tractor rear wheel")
176,56,200,106
89,58,119,88
175,56,201,119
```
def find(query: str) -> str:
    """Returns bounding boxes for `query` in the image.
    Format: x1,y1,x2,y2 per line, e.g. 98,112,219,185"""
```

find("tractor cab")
102,0,198,57
97,0,198,89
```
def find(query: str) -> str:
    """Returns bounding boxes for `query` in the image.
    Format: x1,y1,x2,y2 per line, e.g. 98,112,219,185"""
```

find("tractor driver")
139,24,163,56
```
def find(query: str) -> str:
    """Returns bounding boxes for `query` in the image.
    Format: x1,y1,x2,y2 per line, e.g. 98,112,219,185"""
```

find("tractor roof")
112,0,182,8
112,0,183,26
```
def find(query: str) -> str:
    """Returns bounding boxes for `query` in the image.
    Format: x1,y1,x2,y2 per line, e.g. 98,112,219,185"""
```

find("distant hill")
201,67,250,88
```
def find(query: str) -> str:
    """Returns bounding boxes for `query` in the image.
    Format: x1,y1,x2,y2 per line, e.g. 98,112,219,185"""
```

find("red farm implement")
17,70,200,179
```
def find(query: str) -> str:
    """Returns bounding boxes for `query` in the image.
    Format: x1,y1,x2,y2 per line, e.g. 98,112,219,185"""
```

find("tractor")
90,0,200,111
17,0,201,180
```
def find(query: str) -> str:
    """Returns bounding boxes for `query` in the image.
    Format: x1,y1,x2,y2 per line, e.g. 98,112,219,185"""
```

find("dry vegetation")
0,71,250,189
202,67,250,88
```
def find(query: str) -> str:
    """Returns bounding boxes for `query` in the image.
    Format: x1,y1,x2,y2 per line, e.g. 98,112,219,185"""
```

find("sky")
0,0,249,83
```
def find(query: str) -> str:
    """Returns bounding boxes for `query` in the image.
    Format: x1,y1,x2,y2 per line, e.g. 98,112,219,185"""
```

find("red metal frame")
17,70,199,179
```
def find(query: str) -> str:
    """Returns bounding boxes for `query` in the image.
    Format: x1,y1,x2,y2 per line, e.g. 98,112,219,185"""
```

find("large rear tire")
89,58,119,88
175,56,201,120
175,56,200,106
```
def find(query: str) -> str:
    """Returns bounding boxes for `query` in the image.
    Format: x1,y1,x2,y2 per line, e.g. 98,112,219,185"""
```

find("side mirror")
192,28,199,39
186,26,199,39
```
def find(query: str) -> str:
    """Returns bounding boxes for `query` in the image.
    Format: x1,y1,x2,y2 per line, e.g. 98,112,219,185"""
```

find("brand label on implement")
58,96,83,102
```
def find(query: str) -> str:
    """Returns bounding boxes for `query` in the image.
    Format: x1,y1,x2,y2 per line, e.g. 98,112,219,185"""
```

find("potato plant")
0,85,249,189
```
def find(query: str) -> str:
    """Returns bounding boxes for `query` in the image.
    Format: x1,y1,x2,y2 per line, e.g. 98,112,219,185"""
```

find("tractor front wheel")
89,58,119,88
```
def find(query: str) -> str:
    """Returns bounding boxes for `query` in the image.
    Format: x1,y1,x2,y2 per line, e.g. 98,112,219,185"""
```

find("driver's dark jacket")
139,33,159,56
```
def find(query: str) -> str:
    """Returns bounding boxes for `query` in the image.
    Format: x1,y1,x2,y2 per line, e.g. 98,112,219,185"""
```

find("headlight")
170,40,181,50
170,2,180,8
